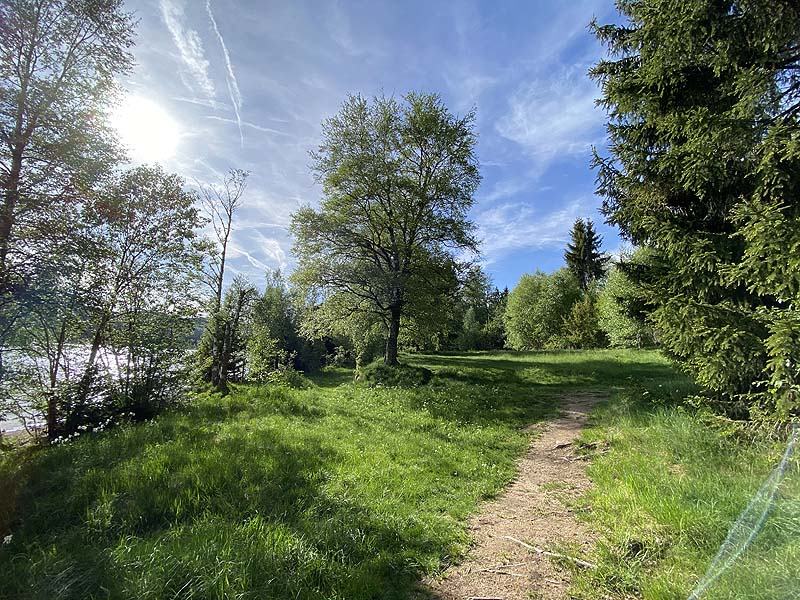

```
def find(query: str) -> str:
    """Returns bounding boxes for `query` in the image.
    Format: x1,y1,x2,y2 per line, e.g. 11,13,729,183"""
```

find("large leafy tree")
292,93,481,365
564,218,609,291
0,0,135,290
591,0,800,418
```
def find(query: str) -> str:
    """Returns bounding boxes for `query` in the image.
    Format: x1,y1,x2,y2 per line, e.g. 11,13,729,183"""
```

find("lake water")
0,345,122,434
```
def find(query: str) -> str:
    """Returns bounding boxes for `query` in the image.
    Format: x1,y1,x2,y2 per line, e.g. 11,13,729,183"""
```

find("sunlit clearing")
111,95,180,163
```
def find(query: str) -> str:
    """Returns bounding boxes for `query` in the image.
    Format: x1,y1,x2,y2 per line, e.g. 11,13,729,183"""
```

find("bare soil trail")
417,393,605,600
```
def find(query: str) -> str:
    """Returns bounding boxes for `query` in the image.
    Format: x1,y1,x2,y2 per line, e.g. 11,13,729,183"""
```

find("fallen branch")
551,441,572,450
503,535,597,569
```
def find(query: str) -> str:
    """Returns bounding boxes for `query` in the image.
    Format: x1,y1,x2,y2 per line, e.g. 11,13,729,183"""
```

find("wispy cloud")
477,196,599,263
206,0,244,146
326,1,366,57
159,0,215,99
228,243,273,272
172,95,231,111
204,115,295,138
496,67,603,161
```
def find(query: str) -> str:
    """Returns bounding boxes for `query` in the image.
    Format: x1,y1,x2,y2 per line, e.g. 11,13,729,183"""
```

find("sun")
111,95,180,163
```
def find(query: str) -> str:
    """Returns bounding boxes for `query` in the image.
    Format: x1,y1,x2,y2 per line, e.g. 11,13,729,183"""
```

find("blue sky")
119,0,622,291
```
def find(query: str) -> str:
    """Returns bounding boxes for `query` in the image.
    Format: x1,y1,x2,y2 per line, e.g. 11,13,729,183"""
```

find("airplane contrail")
206,0,244,146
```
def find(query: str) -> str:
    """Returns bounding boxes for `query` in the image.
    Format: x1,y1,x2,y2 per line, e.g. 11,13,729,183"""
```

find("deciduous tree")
292,93,481,365
0,0,135,290
504,269,580,350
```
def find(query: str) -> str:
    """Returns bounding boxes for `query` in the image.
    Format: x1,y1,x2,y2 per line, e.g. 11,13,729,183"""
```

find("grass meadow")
569,378,800,599
1,350,796,599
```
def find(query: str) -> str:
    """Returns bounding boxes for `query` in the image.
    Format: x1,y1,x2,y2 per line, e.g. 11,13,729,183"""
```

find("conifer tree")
591,0,800,418
564,218,609,291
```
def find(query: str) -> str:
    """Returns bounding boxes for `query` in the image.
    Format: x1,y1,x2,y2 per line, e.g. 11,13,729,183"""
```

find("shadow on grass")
305,367,354,388
2,412,458,599
408,350,678,390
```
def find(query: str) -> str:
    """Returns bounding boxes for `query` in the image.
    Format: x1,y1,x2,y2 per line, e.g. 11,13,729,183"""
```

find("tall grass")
571,380,800,599
0,349,667,599
6,349,783,599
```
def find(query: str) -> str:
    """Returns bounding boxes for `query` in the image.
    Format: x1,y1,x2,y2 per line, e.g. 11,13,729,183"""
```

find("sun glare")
111,95,180,163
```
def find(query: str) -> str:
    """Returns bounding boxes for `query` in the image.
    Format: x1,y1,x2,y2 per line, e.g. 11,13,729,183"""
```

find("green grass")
570,381,800,599
5,349,793,599
0,349,664,600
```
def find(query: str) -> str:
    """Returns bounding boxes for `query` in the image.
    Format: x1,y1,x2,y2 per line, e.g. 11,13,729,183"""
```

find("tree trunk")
0,148,23,286
46,320,69,442
216,321,231,393
385,305,401,365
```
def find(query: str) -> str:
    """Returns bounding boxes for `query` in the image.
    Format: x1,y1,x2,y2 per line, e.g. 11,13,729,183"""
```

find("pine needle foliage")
564,218,610,291
591,0,800,419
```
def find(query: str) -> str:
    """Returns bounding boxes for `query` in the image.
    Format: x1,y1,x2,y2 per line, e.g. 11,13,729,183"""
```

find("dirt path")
418,393,604,600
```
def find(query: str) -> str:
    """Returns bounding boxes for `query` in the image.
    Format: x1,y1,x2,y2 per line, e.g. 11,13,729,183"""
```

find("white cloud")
206,0,244,145
479,177,531,204
326,2,360,56
172,95,231,111
159,0,215,99
204,115,295,138
496,68,603,161
445,70,496,113
477,196,600,263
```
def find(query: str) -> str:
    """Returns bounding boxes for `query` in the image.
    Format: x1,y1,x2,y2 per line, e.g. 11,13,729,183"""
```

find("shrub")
598,261,656,349
561,291,608,349
264,364,313,389
504,268,581,350
326,345,356,368
359,362,432,388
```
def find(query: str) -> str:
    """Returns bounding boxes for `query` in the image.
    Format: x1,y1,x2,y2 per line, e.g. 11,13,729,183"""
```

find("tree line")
2,0,797,444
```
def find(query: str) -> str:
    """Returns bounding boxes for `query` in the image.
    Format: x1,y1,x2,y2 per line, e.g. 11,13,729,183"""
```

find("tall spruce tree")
564,218,609,291
591,0,800,418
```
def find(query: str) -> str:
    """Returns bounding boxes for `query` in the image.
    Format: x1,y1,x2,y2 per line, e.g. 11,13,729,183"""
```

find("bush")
359,362,432,388
561,291,608,349
597,258,657,349
504,268,581,350
263,364,313,389
326,345,356,368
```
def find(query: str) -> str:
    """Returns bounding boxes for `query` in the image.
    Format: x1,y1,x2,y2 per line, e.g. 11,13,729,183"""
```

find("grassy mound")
360,361,433,388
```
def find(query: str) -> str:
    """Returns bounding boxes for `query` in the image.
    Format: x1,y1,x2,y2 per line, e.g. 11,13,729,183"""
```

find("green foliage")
564,218,610,291
291,92,481,365
247,270,320,378
0,0,136,287
456,307,483,351
561,289,609,349
398,265,507,353
504,269,581,350
598,256,657,349
263,363,314,389
359,362,433,388
5,166,206,438
591,0,800,419
197,276,258,393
